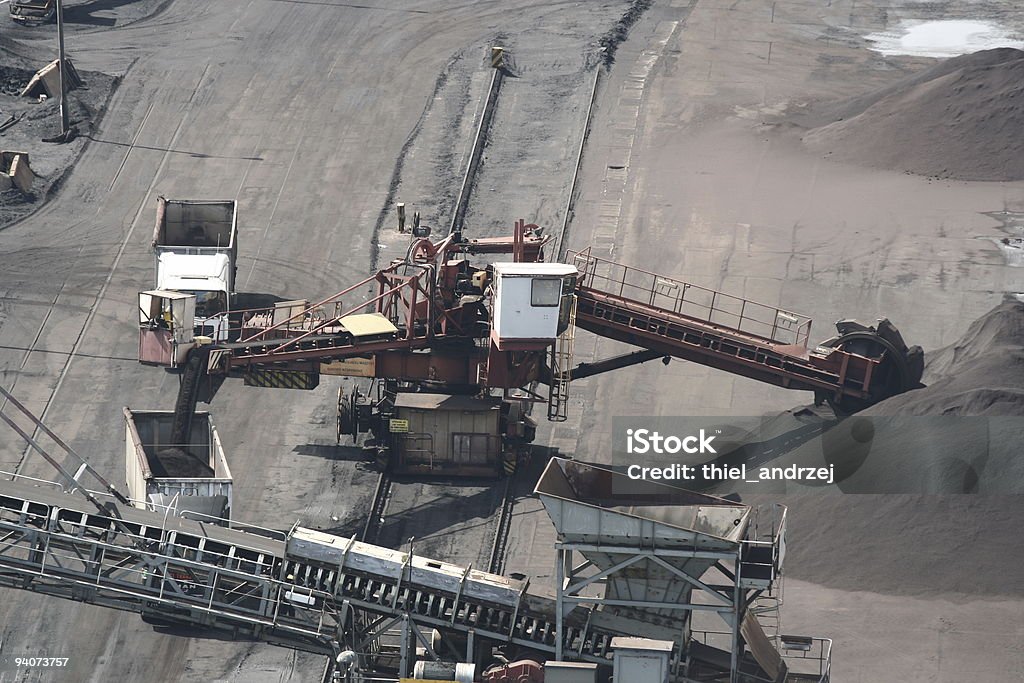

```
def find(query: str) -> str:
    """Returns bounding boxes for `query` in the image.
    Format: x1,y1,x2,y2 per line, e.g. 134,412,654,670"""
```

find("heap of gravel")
0,50,117,228
862,295,1024,416
598,0,653,66
778,297,1024,596
0,65,34,97
801,48,1024,180
782,491,1024,597
150,448,215,478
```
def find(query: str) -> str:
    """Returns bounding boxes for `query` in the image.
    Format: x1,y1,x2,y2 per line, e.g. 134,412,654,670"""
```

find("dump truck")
124,407,233,525
153,197,238,342
9,0,55,22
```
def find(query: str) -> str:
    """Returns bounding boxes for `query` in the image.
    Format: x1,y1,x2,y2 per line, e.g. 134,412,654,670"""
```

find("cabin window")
531,278,561,307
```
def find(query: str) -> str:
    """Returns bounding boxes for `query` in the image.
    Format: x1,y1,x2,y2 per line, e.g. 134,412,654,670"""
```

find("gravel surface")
0,45,117,227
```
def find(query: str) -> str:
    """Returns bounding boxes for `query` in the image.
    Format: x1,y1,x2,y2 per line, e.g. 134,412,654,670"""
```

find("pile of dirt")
863,295,1024,416
0,54,117,227
598,0,653,66
151,448,214,478
777,298,1024,594
801,48,1024,180
0,66,34,97
781,491,1024,597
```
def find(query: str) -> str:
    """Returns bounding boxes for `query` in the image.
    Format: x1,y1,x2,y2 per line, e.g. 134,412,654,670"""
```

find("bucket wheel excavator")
137,221,922,476
815,318,923,413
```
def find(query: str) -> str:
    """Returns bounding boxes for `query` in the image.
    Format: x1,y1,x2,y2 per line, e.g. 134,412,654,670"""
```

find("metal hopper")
535,458,751,624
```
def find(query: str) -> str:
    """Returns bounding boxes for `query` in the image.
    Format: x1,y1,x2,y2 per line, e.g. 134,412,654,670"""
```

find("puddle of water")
865,20,1024,57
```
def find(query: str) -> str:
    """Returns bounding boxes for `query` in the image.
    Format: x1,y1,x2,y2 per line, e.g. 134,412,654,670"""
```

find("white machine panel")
491,262,576,341
611,638,673,683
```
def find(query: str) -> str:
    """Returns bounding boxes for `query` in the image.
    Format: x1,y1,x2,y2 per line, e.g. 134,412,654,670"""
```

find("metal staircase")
547,294,577,422
750,588,784,644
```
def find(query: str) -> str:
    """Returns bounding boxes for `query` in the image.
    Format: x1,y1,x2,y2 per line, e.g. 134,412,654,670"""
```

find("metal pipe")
56,0,70,139
0,410,77,493
555,64,602,259
449,63,504,236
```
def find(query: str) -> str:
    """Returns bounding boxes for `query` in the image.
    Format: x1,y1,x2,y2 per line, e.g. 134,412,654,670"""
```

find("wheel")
824,331,911,414
337,386,355,444
337,385,365,444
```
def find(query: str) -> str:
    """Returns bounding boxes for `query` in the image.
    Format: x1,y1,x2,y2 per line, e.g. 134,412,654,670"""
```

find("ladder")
750,586,784,644
547,294,577,422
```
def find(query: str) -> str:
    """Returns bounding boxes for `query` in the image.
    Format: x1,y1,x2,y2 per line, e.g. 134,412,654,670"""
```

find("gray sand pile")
700,299,1024,594
863,295,1024,416
773,297,1024,595
781,492,1024,597
0,52,117,228
801,48,1024,180
598,0,653,66
0,65,33,97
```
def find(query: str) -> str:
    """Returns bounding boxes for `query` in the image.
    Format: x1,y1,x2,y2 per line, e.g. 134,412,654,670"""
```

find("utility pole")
55,0,70,140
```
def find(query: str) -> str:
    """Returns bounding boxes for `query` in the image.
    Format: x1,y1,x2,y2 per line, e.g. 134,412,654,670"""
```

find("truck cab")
155,252,233,341
152,197,238,342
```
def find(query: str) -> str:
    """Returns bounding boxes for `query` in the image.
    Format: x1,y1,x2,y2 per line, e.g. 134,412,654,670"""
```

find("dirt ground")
0,1,647,682
0,0,1023,682
0,64,118,225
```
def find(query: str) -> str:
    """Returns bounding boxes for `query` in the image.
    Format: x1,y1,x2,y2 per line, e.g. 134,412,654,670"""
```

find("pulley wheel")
824,331,911,414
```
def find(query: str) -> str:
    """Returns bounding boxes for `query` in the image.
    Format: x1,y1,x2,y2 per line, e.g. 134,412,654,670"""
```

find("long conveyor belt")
0,478,685,665
568,248,915,410
574,287,861,396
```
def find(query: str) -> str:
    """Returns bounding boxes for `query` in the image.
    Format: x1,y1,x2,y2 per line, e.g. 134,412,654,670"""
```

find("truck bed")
153,197,236,249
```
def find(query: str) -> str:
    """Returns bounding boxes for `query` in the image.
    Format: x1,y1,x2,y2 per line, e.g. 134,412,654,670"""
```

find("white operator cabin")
491,262,577,345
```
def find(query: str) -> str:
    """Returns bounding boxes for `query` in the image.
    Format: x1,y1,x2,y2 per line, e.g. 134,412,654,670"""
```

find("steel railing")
568,248,812,348
691,630,832,682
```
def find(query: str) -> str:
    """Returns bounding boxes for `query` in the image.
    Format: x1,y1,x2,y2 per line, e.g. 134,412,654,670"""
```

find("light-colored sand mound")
802,48,1024,180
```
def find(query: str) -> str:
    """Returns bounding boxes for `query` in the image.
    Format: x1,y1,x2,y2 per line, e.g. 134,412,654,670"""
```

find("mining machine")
138,220,922,476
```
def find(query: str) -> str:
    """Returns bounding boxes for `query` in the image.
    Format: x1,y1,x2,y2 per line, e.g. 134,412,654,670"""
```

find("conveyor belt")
221,334,431,366
0,479,671,666
169,349,205,447
567,248,887,405
574,287,871,398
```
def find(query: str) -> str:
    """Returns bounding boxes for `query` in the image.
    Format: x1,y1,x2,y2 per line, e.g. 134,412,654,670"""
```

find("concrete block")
1,151,35,193
20,58,82,99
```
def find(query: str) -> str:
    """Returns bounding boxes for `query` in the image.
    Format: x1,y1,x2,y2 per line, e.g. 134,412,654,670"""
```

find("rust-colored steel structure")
567,248,910,409
170,223,914,420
